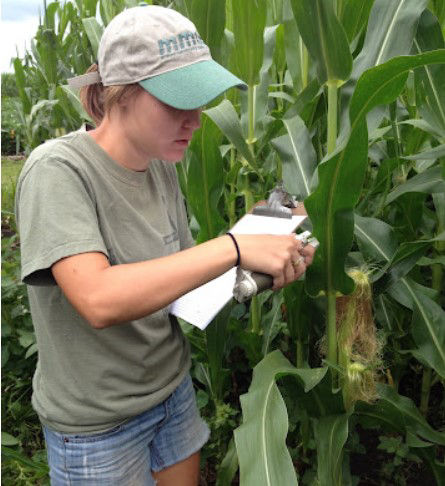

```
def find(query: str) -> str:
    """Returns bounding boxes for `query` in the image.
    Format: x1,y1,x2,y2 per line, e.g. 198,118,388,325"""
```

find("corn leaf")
408,288,445,380
55,85,82,128
35,26,58,86
204,303,231,400
414,9,445,139
1,432,20,446
273,22,286,77
60,85,92,123
43,1,59,30
418,255,445,266
315,414,349,486
1,446,49,472
400,119,445,142
429,0,445,26
215,438,238,486
82,17,103,58
59,2,75,38
203,100,258,172
372,232,445,292
231,0,266,86
434,193,445,237
13,58,32,115
234,350,327,486
352,0,429,79
283,280,309,344
291,0,352,85
78,0,99,18
340,0,375,44
124,0,140,7
389,278,438,310
187,115,226,243
247,25,279,138
354,215,397,262
403,144,445,160
283,78,322,121
356,384,445,445
261,293,283,357
282,0,303,89
99,0,116,26
349,52,445,124
271,115,317,199
385,166,445,205
184,0,226,62
29,99,58,120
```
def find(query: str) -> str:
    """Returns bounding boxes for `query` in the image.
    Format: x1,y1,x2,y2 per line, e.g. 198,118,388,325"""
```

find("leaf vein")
375,0,406,66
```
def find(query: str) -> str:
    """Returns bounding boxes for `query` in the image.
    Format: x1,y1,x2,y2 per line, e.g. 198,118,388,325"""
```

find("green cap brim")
139,60,247,110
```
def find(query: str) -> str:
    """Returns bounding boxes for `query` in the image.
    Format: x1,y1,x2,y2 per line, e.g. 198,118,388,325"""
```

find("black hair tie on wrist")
226,232,241,267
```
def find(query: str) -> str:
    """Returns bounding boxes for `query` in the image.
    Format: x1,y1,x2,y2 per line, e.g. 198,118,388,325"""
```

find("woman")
15,5,315,485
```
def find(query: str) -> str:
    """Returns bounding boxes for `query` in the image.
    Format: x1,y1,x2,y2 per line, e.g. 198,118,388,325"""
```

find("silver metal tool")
232,184,319,303
251,182,297,219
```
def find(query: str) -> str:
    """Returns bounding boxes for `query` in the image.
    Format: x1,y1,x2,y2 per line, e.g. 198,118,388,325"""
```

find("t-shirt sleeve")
16,157,108,286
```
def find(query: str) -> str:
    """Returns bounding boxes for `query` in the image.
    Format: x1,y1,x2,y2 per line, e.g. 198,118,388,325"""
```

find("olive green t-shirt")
15,130,194,434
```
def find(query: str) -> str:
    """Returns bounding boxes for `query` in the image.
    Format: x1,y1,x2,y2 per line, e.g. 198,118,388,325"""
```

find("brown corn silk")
323,269,382,410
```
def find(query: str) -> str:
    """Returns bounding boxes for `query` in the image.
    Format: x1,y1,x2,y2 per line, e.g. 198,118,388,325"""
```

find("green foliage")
1,73,19,98
1,233,48,483
183,0,226,62
231,0,267,86
377,435,423,485
2,73,24,155
291,0,352,85
1,156,48,482
1,158,24,219
2,234,35,396
1,446,49,486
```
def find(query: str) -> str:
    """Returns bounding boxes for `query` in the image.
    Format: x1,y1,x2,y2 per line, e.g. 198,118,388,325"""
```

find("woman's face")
118,89,202,163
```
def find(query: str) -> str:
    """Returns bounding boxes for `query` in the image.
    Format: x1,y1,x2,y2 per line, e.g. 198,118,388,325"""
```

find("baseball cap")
67,5,247,110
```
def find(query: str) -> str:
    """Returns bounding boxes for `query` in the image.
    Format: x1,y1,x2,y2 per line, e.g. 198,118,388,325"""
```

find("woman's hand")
233,234,316,290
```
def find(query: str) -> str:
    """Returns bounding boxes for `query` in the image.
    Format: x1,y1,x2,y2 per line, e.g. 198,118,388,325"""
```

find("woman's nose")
183,109,201,130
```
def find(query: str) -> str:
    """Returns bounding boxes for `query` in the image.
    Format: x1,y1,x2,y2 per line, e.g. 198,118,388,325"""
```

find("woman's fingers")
235,233,316,285
300,244,316,266
273,261,294,290
292,254,306,273
273,253,307,290
273,240,319,289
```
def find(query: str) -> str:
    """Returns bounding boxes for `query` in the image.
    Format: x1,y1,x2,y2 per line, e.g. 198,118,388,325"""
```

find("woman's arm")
52,233,314,329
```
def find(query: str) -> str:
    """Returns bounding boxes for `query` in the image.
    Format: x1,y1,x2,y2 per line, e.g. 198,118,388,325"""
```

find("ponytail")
80,64,105,126
79,63,143,126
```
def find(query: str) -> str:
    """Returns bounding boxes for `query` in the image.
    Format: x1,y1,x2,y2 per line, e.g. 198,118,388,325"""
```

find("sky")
1,0,43,73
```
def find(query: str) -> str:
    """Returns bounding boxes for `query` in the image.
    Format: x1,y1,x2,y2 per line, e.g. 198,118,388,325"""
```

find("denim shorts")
43,374,210,485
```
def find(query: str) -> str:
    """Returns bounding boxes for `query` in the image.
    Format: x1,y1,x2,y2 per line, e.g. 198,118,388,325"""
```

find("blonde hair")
80,64,144,126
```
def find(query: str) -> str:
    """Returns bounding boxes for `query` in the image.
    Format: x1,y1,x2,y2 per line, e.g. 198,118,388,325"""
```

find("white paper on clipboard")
170,214,307,330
